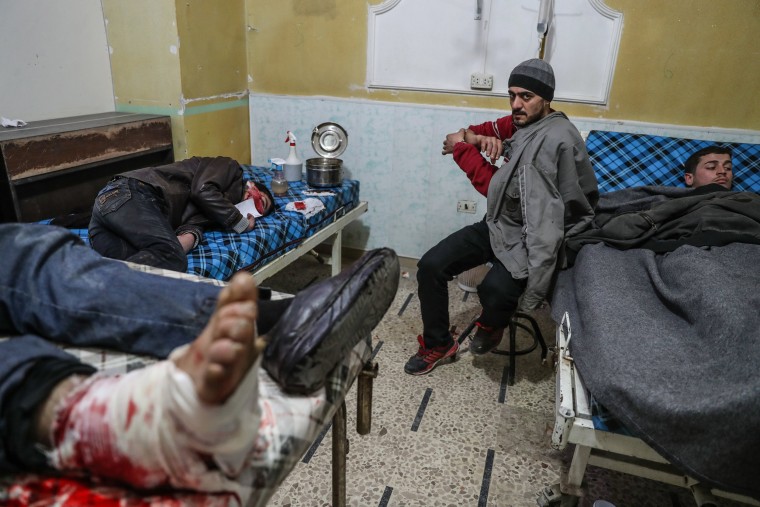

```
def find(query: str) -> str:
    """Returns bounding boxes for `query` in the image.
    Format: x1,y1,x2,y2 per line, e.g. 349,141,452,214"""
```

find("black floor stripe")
398,292,414,316
301,421,332,463
411,387,433,431
477,449,495,506
370,340,384,361
378,486,393,506
498,364,510,403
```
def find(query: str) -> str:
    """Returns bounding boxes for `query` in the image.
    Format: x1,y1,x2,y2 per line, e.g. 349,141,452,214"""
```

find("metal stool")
456,264,548,385
457,312,548,385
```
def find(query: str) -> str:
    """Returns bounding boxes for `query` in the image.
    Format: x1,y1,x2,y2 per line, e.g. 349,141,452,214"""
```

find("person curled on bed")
405,59,599,375
87,156,275,273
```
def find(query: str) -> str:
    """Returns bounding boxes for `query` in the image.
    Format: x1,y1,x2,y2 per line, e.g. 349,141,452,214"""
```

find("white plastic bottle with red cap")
283,131,303,182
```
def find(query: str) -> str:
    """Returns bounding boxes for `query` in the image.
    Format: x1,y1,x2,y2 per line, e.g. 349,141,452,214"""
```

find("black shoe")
263,248,400,394
469,324,504,355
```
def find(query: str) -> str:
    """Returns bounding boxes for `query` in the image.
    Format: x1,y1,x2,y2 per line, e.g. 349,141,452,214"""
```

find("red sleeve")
467,115,515,141
453,116,516,196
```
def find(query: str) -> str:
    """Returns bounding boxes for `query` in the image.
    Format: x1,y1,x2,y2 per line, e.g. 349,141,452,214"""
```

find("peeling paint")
169,45,178,55
109,46,113,55
180,91,249,107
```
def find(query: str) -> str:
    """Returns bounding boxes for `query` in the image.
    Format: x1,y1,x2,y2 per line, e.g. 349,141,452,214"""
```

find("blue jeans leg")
0,223,292,472
0,222,220,358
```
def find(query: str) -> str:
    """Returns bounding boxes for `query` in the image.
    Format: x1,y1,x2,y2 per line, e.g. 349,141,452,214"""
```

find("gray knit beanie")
508,59,555,101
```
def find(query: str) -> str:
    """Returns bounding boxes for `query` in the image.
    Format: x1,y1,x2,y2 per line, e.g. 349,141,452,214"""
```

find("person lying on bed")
0,222,399,505
405,59,599,375
88,156,275,273
683,145,733,190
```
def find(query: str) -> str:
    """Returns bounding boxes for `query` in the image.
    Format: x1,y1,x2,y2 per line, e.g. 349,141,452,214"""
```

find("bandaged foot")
48,273,267,502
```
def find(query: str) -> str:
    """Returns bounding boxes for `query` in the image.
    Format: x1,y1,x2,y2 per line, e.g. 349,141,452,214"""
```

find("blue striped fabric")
586,130,760,193
187,166,359,280
62,166,360,281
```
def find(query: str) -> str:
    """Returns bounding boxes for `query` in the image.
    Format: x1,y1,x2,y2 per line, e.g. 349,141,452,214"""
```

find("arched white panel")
367,0,623,105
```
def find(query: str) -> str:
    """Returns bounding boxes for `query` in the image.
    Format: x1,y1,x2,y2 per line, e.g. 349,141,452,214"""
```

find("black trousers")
416,220,526,348
89,177,189,272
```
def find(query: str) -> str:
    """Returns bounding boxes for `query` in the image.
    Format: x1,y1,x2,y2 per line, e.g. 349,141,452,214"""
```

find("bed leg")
561,444,591,498
332,400,348,507
357,361,378,435
691,484,719,507
537,484,579,507
331,231,343,277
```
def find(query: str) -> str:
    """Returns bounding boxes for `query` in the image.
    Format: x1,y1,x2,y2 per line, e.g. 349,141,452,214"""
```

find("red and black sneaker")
404,335,458,375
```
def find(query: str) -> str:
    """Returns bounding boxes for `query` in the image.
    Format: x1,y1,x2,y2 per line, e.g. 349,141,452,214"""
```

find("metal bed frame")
538,312,760,507
251,201,367,284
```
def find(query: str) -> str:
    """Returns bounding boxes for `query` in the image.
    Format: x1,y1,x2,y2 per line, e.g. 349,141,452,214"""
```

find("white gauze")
48,345,263,501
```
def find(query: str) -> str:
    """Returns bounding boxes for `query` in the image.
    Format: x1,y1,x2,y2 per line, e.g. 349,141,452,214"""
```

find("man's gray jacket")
486,111,598,309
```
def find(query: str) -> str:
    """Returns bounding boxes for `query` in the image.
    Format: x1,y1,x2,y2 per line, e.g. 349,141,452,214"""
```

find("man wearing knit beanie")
407,58,599,376
440,58,556,194
507,58,555,126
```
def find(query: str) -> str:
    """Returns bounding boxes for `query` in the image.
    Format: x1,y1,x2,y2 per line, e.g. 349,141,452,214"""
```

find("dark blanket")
551,188,760,498
565,185,760,261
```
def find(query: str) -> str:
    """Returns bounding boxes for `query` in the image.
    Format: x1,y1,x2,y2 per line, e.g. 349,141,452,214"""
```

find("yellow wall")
103,0,251,162
246,0,760,131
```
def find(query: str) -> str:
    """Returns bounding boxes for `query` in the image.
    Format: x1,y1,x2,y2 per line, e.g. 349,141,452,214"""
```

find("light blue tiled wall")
250,94,760,260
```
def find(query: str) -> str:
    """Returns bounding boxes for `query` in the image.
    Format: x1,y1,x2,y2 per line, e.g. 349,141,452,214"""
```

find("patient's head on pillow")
683,146,733,190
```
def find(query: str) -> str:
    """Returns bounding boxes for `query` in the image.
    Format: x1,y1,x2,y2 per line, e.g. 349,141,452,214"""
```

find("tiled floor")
260,253,748,507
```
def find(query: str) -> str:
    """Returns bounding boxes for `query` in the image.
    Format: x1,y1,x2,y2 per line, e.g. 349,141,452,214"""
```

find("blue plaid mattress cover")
64,165,360,281
585,130,760,434
586,130,760,193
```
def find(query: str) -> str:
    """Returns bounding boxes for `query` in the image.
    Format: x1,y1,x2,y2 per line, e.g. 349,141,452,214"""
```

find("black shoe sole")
263,248,400,394
469,338,503,356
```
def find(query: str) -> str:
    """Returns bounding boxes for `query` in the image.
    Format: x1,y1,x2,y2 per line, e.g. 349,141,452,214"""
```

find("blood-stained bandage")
48,345,263,505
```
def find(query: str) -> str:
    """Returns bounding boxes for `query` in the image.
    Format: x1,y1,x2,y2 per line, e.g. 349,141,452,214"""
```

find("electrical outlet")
457,200,476,214
470,72,493,91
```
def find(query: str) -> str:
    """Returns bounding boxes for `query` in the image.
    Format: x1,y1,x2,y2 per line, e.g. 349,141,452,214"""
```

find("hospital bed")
0,262,379,507
59,165,367,284
539,130,760,507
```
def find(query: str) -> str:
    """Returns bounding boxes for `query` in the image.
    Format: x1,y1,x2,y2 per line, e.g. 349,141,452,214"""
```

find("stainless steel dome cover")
311,122,348,158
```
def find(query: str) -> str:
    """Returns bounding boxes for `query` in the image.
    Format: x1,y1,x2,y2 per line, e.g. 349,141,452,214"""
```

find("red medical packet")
294,201,306,210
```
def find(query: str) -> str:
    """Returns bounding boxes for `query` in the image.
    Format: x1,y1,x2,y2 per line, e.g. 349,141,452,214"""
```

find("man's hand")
244,214,256,232
477,135,504,164
177,233,196,253
442,128,468,155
